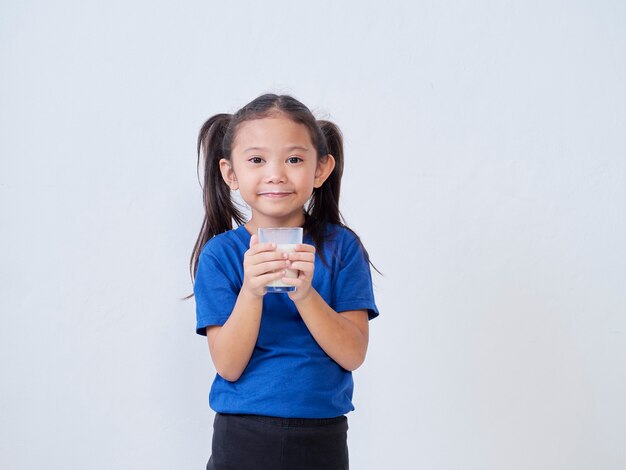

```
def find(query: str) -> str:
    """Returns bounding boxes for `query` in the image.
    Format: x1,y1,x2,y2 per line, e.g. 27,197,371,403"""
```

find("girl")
190,94,379,470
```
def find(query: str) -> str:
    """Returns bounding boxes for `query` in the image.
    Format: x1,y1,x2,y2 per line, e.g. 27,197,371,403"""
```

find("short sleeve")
194,250,239,335
332,236,379,320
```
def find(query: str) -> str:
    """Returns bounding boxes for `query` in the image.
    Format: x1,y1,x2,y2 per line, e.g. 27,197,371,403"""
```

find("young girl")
190,94,379,469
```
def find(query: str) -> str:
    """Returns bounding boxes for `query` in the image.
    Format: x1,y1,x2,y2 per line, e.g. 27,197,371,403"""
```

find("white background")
1,1,625,468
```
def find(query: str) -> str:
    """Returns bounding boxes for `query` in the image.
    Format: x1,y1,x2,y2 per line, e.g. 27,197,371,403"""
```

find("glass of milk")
257,227,303,293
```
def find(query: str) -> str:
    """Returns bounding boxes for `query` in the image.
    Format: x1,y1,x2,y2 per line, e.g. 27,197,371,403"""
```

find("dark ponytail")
303,121,344,253
305,120,377,270
187,113,245,291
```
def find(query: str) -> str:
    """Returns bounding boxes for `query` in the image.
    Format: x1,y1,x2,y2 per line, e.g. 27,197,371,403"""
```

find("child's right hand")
241,234,290,298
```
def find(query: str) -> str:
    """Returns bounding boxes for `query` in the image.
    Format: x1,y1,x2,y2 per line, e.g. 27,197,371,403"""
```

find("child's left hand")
282,244,316,302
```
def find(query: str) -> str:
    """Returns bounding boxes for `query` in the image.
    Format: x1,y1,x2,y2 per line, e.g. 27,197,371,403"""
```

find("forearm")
208,289,263,382
293,289,369,371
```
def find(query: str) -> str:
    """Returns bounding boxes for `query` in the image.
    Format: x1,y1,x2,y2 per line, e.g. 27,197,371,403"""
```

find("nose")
264,160,287,184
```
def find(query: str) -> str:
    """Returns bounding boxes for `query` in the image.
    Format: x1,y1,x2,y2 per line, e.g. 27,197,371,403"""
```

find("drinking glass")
257,227,303,293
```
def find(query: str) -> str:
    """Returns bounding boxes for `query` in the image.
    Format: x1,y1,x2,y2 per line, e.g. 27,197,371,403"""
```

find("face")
220,115,335,230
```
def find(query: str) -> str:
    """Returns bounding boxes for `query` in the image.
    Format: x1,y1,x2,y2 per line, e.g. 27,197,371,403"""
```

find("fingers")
247,241,312,266
249,242,313,257
286,252,315,263
284,244,315,274
244,268,287,296
247,259,290,278
286,244,315,259
279,273,301,284
283,245,316,302
279,274,307,289
248,240,278,255
245,240,293,284
282,258,314,280
284,260,311,272
256,269,288,285
243,240,316,298
250,250,289,265
244,235,314,297
285,253,314,275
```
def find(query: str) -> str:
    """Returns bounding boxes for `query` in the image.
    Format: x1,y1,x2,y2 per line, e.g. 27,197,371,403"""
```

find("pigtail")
188,113,243,288
318,120,344,221
306,119,380,273
305,120,344,233
302,120,346,266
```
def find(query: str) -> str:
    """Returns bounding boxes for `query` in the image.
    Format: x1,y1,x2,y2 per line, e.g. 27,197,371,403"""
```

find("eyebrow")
243,145,310,153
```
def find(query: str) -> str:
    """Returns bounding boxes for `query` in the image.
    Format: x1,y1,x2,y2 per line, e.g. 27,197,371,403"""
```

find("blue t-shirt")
194,224,379,418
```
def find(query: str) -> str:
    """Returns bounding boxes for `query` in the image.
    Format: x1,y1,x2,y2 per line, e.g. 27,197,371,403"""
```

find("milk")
267,243,298,288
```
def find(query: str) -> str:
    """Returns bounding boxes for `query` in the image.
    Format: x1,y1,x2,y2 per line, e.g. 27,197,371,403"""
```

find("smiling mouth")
258,191,293,198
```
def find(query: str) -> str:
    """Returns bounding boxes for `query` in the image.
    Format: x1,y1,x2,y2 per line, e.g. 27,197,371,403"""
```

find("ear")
314,154,336,188
219,158,239,190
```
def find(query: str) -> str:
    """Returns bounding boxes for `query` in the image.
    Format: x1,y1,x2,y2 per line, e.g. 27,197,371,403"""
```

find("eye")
248,156,263,164
287,156,303,164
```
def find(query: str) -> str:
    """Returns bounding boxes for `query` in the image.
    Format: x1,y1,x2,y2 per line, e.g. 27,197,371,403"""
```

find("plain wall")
1,1,625,468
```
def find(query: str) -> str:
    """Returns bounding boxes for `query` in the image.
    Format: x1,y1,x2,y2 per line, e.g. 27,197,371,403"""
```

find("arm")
206,290,262,382
295,292,369,371
282,244,370,371
206,235,289,382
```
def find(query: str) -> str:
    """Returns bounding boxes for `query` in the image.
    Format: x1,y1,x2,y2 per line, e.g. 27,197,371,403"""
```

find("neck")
245,212,305,234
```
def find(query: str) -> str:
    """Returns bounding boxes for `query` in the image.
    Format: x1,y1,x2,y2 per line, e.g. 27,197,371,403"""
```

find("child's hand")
242,234,290,298
283,244,316,302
